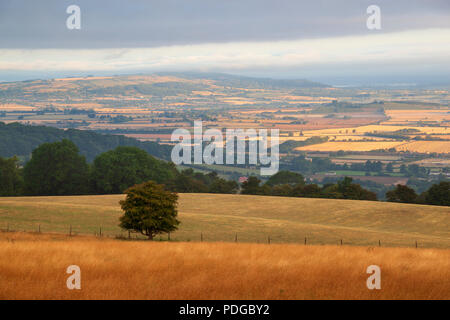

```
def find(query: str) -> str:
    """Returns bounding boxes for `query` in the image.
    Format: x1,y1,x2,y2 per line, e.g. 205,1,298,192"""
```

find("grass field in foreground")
0,194,449,248
0,232,449,300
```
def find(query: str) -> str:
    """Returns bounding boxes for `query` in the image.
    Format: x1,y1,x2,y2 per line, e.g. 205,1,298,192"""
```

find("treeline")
282,154,431,178
242,173,448,205
0,140,237,196
386,183,449,206
241,174,377,201
0,122,172,162
0,140,448,206
0,140,377,201
282,155,386,174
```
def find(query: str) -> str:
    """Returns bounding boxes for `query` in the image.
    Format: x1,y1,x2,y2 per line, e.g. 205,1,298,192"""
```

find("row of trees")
241,174,378,201
0,140,237,196
0,140,448,206
386,183,449,206
282,153,433,178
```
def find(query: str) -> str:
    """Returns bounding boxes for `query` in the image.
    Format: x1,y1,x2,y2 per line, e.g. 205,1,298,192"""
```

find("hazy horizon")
1,0,449,86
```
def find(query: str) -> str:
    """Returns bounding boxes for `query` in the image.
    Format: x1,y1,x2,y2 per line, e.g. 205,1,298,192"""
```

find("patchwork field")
0,194,449,248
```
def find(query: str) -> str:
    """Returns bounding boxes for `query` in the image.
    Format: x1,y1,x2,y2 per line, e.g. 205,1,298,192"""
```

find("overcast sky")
0,0,449,84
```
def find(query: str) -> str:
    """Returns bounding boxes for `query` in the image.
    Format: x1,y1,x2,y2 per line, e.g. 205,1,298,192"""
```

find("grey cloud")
0,0,449,48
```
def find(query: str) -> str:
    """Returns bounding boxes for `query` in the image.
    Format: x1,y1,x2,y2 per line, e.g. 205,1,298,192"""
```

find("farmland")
296,141,450,153
396,141,450,153
296,141,405,152
0,194,449,248
0,72,449,188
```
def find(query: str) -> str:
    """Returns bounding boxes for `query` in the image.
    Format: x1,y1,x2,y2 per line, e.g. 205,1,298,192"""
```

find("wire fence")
0,222,441,249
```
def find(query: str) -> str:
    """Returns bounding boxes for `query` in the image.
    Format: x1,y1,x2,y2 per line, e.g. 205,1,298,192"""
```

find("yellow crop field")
303,125,450,137
295,141,405,152
0,103,35,111
385,109,450,122
395,141,450,153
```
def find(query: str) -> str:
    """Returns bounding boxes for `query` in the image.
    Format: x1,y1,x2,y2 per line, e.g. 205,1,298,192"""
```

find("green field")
0,194,449,248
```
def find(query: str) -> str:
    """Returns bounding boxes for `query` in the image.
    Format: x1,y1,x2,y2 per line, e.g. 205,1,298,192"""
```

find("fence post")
268,236,271,244
69,225,72,236
415,240,418,248
128,230,131,239
340,239,343,246
235,233,238,243
378,240,381,247
168,232,170,241
304,237,307,245
201,232,203,242
99,227,102,237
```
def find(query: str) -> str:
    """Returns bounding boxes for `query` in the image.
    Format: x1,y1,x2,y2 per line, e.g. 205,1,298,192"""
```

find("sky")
0,0,449,85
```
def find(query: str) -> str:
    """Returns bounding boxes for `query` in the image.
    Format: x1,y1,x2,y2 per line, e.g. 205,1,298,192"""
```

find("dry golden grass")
0,232,448,300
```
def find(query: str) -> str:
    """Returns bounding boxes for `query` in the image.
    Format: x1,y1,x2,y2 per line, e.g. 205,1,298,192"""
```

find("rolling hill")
0,72,328,102
0,193,448,248
0,121,171,161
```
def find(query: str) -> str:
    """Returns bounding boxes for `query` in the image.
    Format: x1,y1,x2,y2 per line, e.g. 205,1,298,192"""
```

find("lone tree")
119,181,180,240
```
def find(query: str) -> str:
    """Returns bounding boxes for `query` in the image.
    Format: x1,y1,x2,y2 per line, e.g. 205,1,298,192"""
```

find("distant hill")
156,72,329,89
0,122,172,162
0,72,328,102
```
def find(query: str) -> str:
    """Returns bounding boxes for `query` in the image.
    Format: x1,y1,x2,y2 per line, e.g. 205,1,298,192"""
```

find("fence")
0,222,434,249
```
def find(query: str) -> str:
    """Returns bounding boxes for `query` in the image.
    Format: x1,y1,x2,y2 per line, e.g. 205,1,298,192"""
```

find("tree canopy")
90,146,178,194
0,121,171,162
386,184,418,203
265,170,305,186
425,182,450,206
23,139,89,195
119,181,180,240
0,156,23,196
